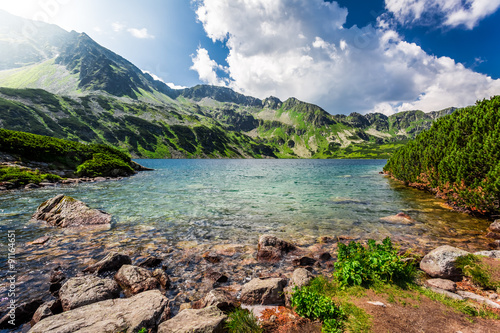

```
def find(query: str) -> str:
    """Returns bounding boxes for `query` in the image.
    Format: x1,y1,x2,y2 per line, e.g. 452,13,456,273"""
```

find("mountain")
0,10,457,159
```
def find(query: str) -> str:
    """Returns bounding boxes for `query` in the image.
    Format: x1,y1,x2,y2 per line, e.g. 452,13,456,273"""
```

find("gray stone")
240,278,288,305
31,194,111,228
420,245,469,279
284,268,314,306
474,250,500,259
158,306,227,333
59,276,120,311
425,278,457,292
489,220,500,233
192,289,237,312
115,265,159,296
83,252,132,274
428,287,464,300
457,291,500,309
29,290,169,333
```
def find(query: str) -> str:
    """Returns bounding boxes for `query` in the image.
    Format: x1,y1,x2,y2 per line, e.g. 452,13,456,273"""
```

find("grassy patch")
225,307,262,333
0,166,61,185
456,254,500,292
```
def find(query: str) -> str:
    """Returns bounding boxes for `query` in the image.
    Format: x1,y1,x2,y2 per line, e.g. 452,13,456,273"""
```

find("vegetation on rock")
225,308,263,333
384,96,500,215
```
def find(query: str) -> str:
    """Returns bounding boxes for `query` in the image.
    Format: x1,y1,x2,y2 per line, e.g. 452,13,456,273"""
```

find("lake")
0,159,491,309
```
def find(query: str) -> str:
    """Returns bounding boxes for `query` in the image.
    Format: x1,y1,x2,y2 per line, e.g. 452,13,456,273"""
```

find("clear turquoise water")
0,159,491,309
0,159,491,245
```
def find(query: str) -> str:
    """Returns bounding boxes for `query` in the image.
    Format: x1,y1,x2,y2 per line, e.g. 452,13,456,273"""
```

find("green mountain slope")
384,96,500,215
0,10,457,160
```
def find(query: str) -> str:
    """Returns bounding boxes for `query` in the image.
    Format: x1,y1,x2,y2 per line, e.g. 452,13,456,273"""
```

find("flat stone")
425,278,457,292
428,287,464,300
456,291,500,309
59,276,120,311
31,194,111,228
83,252,132,274
158,306,227,333
27,236,50,245
474,250,500,259
367,301,387,307
380,212,415,225
29,290,169,333
240,278,288,305
115,265,159,296
420,245,469,279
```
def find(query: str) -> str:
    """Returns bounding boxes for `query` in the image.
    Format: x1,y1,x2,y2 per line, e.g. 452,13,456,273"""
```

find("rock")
25,183,40,189
29,290,169,333
474,250,500,259
292,256,317,267
428,287,464,300
31,194,111,228
192,289,237,312
317,252,332,261
158,306,227,333
367,301,386,307
0,299,43,329
489,240,500,249
83,252,132,274
486,232,500,240
137,256,163,268
31,300,62,325
284,268,314,306
49,269,66,296
257,234,296,263
457,291,500,309
115,265,159,296
203,252,222,264
27,236,51,246
152,268,171,289
240,278,288,305
204,269,229,284
420,245,469,279
380,212,415,225
489,220,500,233
59,276,120,311
425,278,457,292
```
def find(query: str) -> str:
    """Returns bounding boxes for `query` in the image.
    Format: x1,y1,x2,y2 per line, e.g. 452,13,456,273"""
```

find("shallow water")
0,159,492,313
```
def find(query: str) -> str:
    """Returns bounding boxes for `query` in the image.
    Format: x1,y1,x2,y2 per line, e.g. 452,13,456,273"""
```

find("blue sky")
1,0,500,115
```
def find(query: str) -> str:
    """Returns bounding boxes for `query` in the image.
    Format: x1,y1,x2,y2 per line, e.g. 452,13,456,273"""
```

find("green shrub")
455,254,500,291
225,307,262,333
0,166,61,185
333,237,416,288
76,153,134,178
291,286,346,333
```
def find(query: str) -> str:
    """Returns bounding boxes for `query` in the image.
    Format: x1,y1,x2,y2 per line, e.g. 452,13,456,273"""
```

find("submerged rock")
137,256,163,268
420,245,469,279
115,265,159,296
83,252,132,274
158,306,227,333
29,290,169,333
31,194,111,228
59,276,120,311
240,278,288,305
380,212,416,225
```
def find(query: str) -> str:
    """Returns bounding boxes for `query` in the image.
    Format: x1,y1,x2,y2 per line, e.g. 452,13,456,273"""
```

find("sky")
1,0,500,115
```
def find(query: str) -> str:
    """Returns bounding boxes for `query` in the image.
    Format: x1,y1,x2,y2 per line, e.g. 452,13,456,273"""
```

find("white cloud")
142,69,187,90
127,27,155,39
193,0,500,115
190,47,227,86
112,22,125,32
385,0,500,29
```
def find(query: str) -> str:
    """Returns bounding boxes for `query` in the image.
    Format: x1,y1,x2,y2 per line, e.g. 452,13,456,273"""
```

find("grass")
455,254,500,292
225,307,263,333
0,166,61,185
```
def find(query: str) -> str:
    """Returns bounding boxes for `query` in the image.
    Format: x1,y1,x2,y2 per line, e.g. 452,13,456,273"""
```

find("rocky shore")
1,194,499,332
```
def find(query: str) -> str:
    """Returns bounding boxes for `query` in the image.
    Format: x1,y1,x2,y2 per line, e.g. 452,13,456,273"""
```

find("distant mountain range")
0,10,457,159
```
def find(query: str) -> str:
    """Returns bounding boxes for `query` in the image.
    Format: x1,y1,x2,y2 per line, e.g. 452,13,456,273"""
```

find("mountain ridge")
0,10,461,159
